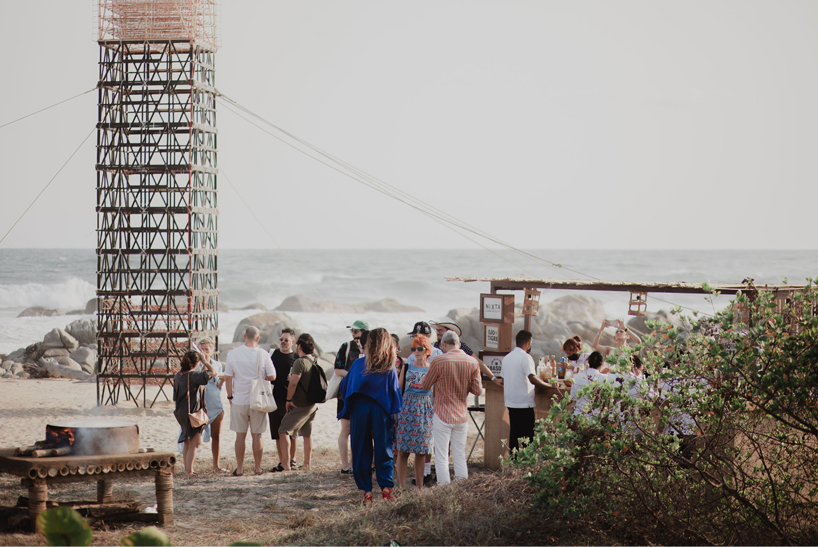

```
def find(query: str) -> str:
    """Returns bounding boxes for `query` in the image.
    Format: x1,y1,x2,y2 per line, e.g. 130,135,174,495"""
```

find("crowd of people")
171,315,646,502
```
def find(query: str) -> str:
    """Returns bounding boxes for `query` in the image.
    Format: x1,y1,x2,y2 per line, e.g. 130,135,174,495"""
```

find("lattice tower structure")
96,1,219,407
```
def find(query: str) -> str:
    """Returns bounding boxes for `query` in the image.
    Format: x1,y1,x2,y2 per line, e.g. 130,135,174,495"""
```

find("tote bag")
249,348,277,412
187,376,209,427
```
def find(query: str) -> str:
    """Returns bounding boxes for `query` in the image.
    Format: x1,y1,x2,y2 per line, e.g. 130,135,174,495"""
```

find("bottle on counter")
564,361,574,381
557,357,566,379
537,356,547,382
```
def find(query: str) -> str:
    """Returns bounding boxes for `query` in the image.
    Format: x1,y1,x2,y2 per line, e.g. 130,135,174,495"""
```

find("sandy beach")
0,378,342,457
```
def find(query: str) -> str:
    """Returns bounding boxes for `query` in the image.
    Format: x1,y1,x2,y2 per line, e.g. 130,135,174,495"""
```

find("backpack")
305,357,328,404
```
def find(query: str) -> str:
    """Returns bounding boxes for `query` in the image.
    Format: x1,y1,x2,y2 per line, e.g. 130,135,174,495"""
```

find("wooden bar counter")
483,380,570,469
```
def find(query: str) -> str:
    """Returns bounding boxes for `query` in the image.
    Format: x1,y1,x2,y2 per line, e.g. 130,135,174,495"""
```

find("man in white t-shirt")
501,330,548,455
224,326,275,476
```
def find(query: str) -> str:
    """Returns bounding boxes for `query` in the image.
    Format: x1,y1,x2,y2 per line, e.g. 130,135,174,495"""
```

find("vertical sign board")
483,323,513,353
480,294,515,324
480,351,506,378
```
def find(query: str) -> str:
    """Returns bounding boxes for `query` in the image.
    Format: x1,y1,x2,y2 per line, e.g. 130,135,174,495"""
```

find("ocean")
0,248,814,355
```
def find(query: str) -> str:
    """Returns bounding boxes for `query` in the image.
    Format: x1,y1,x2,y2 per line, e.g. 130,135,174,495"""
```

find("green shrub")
513,280,818,545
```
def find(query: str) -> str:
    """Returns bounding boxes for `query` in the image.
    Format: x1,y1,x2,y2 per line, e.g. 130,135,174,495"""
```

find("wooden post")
97,479,113,503
27,479,48,532
154,471,174,526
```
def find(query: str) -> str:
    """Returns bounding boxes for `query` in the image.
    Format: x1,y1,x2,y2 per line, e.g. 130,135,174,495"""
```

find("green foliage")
512,280,818,545
36,507,93,546
121,526,171,546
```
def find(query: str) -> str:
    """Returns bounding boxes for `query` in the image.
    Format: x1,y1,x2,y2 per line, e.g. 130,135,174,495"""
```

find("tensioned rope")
0,127,96,247
0,88,96,130
216,93,715,317
219,93,572,276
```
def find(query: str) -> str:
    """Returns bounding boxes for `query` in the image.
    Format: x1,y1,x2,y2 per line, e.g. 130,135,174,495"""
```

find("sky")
0,1,816,250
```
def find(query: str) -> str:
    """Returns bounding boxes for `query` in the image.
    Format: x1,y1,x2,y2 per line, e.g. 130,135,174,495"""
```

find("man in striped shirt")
422,330,482,485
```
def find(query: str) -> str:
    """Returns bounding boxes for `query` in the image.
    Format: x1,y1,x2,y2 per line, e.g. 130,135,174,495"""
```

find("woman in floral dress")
394,334,434,489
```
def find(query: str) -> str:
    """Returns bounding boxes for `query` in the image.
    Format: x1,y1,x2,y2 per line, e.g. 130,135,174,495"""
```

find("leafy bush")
36,507,93,546
513,280,818,545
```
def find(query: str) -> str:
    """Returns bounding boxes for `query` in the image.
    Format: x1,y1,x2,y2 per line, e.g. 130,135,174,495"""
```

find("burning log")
30,447,72,458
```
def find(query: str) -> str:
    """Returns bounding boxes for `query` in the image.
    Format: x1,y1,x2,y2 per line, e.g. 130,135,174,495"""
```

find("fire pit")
0,419,176,531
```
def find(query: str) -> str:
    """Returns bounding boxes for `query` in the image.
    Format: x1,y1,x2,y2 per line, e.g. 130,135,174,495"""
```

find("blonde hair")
198,337,215,349
365,328,395,374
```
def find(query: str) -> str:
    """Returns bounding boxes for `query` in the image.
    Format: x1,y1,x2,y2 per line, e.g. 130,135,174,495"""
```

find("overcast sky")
1,1,816,250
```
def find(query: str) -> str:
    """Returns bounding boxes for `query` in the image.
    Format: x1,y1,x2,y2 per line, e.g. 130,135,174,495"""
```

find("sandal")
231,469,243,476
362,491,374,504
290,460,299,469
382,487,396,501
270,463,285,473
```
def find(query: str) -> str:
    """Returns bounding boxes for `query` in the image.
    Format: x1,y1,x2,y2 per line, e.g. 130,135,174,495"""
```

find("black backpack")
305,357,328,404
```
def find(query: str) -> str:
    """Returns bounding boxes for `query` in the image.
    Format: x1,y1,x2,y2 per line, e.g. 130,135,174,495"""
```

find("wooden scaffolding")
95,2,219,407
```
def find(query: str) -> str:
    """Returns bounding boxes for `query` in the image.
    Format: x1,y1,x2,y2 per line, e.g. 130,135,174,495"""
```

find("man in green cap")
333,319,370,474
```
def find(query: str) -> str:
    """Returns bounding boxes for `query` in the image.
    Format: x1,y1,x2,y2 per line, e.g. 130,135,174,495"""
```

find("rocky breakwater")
1,319,97,381
423,294,684,360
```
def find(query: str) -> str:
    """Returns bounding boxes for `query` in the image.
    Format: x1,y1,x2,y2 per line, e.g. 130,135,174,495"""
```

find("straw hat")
430,318,462,337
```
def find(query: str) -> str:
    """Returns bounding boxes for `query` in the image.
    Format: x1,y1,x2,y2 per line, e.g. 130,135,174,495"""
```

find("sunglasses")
411,346,426,352
280,338,292,342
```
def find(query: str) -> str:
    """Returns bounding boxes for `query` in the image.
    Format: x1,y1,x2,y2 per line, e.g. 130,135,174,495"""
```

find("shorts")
229,404,268,434
278,404,317,438
268,405,287,440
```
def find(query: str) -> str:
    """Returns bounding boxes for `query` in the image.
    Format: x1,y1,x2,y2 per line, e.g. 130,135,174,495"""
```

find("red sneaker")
382,487,396,501
363,491,374,504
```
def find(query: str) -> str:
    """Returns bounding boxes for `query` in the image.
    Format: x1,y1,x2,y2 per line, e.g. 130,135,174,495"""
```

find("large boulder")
360,298,423,313
275,295,347,313
84,298,99,314
42,328,79,351
274,294,423,314
626,310,686,337
18,307,63,318
65,320,96,345
42,348,70,358
239,303,269,311
233,313,302,346
69,347,97,369
56,356,83,371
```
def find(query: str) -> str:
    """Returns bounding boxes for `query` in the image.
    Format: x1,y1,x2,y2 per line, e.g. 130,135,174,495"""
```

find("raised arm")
592,321,614,356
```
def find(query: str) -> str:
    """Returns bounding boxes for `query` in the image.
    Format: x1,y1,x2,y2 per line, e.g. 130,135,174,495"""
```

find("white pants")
432,413,468,485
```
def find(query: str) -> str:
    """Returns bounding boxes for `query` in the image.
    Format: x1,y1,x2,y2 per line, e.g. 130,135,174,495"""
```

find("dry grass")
0,443,614,546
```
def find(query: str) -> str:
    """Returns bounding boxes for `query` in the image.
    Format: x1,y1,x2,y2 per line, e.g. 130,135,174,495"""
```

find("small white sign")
482,296,504,321
485,324,501,349
484,354,503,376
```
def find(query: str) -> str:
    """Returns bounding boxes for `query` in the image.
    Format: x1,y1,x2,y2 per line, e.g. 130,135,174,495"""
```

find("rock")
627,310,685,337
233,313,301,345
6,348,26,362
2,372,12,379
65,320,96,345
274,294,423,314
239,303,269,311
70,347,97,368
2,361,13,372
539,295,607,326
56,357,83,371
41,359,92,380
85,298,99,314
81,364,95,375
42,348,70,358
42,329,69,350
17,307,63,318
275,295,346,313
360,298,423,313
10,363,24,376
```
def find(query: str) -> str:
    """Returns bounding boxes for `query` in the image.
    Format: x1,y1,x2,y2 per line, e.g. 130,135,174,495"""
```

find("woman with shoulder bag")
173,351,217,476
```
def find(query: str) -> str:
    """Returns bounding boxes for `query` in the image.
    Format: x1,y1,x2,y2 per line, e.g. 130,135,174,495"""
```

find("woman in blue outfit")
338,327,403,502
394,334,434,489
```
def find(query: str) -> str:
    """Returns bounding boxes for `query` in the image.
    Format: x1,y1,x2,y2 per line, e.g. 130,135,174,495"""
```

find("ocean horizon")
0,248,815,355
